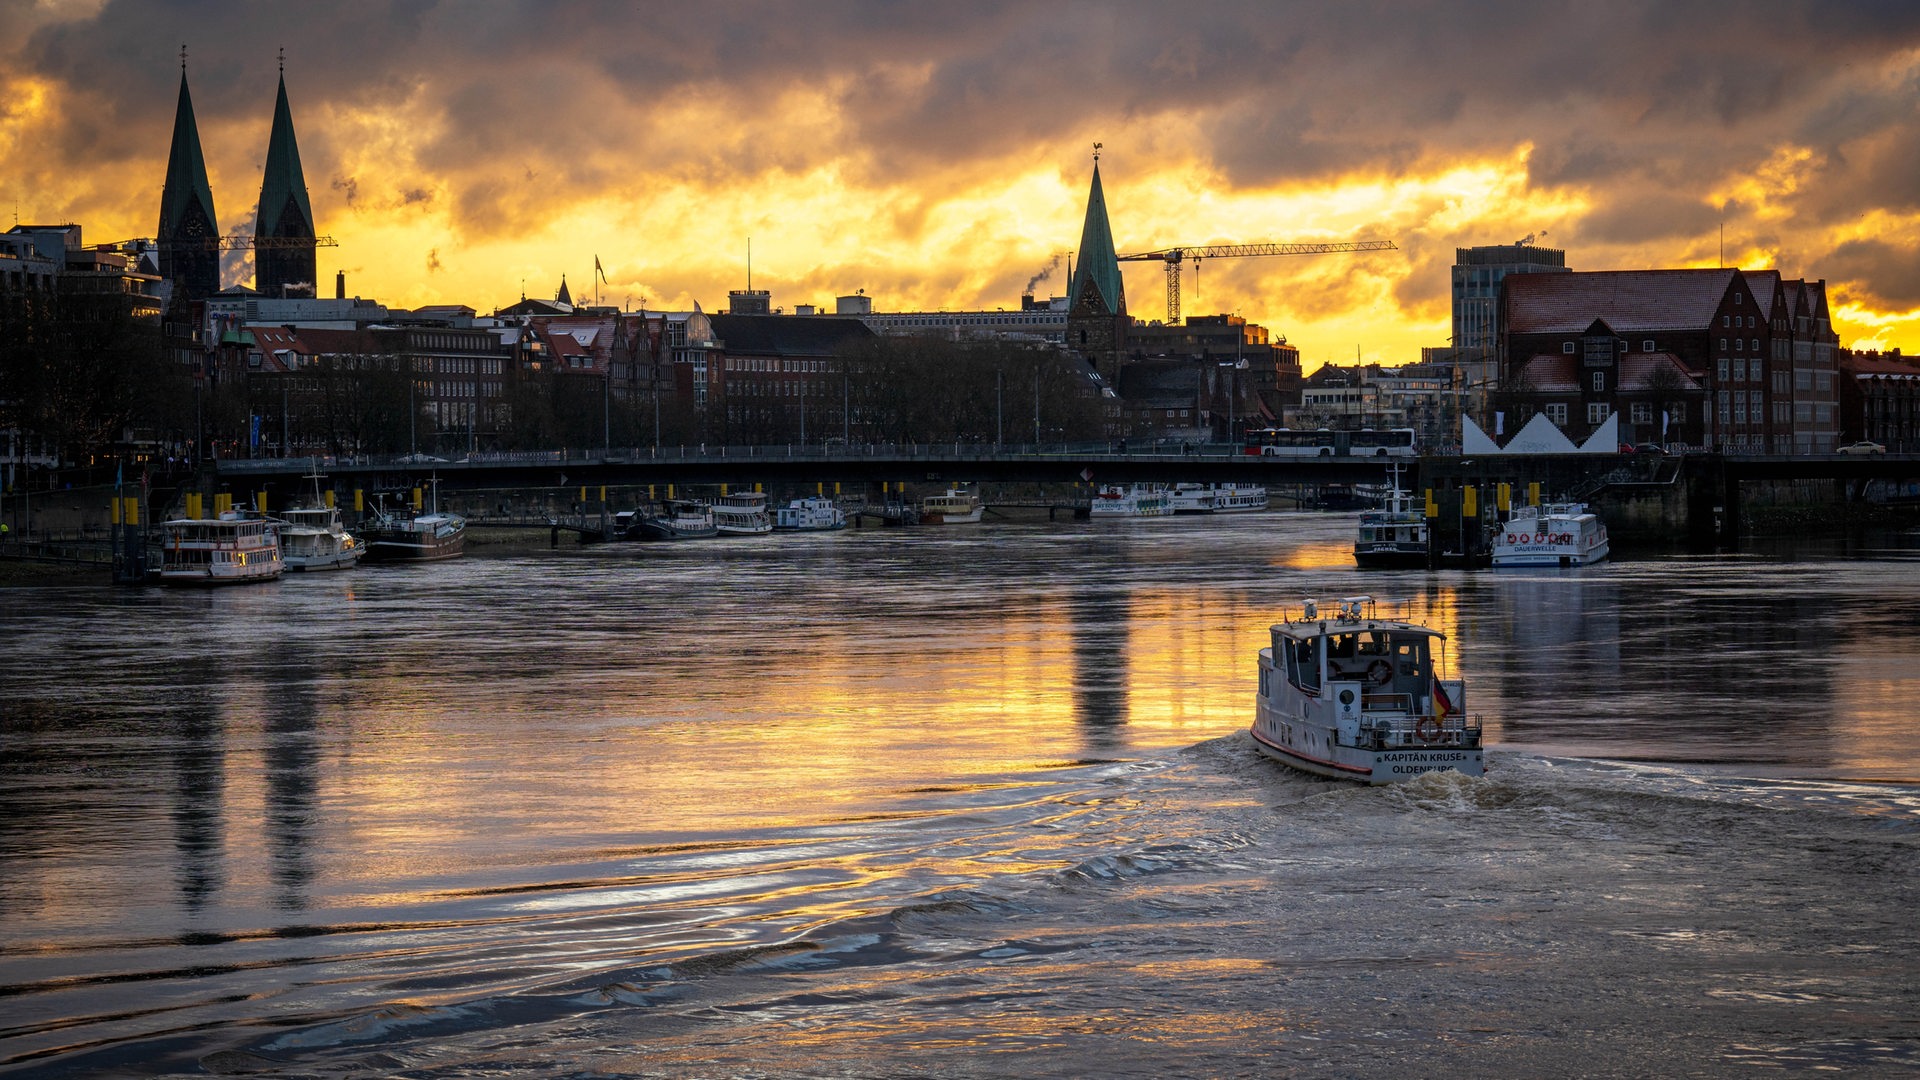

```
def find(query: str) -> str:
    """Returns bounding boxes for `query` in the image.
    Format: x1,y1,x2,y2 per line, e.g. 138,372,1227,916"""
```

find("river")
3,512,1918,1076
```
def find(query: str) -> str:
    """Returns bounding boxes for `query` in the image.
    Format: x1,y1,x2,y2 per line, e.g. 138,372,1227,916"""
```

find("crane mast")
1117,240,1397,323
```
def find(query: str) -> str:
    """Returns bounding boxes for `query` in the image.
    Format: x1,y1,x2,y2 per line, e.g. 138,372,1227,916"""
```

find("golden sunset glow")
8,5,1920,366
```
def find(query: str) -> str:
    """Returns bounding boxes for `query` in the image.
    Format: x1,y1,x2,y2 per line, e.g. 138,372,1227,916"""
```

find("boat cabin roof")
1271,595,1444,644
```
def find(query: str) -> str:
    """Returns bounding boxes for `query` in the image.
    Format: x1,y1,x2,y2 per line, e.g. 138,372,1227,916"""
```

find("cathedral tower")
157,56,221,301
254,59,317,298
1066,148,1129,373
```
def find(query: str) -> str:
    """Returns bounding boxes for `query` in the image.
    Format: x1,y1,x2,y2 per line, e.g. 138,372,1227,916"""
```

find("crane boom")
1115,239,1396,323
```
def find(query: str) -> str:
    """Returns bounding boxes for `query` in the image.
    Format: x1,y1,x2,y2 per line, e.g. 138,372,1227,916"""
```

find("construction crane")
106,235,339,253
1117,240,1397,324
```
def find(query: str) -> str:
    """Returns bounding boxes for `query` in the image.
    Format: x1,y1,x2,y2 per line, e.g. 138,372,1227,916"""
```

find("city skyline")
6,1,1920,367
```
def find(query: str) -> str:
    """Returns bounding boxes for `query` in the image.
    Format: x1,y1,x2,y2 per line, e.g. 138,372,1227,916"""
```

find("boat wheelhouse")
1090,483,1172,518
1353,487,1429,568
1252,596,1483,784
1491,503,1609,567
160,516,284,585
920,486,983,525
712,491,774,535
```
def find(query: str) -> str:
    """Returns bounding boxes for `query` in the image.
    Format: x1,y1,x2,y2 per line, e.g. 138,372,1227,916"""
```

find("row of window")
725,357,835,373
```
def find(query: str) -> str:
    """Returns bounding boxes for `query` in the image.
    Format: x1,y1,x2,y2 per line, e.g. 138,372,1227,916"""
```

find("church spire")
255,52,317,298
157,50,221,301
556,275,573,306
1067,146,1125,318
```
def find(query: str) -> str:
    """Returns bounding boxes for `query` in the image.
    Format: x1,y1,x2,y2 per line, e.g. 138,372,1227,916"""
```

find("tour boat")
1208,483,1269,512
712,491,774,535
1353,484,1429,569
1251,596,1483,784
159,515,284,585
630,499,717,541
1167,483,1215,514
773,495,847,532
1090,483,1172,518
1491,503,1610,567
276,504,363,571
920,486,984,525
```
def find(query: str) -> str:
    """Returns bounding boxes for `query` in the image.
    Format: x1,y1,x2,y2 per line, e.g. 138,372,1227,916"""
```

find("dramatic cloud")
6,0,1920,359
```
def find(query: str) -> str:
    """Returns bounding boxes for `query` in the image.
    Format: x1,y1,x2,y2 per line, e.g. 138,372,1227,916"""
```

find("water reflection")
170,697,227,914
263,664,319,913
1067,583,1130,739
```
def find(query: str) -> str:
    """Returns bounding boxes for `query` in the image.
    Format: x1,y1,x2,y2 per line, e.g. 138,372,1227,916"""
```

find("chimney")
335,270,345,300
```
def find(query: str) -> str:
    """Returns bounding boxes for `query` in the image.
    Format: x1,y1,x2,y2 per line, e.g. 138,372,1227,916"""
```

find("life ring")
1415,716,1442,742
1366,659,1393,686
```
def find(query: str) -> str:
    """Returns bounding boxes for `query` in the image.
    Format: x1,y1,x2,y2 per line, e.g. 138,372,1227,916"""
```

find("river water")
3,513,1918,1077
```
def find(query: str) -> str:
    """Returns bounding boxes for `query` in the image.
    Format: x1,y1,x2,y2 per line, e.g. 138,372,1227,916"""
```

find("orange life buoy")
1415,716,1442,742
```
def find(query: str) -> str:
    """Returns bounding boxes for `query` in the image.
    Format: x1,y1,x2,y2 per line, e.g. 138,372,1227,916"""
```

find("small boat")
159,514,284,585
1353,478,1429,569
712,491,774,535
1251,596,1483,784
631,499,717,541
1209,482,1268,513
773,495,847,532
1167,483,1215,514
1491,503,1609,567
360,485,466,563
920,486,983,525
1090,483,1172,518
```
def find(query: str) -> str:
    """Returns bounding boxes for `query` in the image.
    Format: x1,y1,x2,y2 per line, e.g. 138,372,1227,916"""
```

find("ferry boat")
1491,503,1610,567
920,486,984,525
1209,483,1269,512
1167,483,1215,514
712,491,774,535
1090,483,1172,518
773,495,847,532
159,515,284,586
629,499,717,541
1353,484,1429,568
1251,596,1482,784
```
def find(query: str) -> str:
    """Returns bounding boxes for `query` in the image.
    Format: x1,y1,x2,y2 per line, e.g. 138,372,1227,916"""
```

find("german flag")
1433,678,1455,721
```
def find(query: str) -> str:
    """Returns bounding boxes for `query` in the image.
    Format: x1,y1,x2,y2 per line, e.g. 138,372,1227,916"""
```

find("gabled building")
1839,348,1920,451
706,313,874,443
1500,268,1841,452
157,65,220,302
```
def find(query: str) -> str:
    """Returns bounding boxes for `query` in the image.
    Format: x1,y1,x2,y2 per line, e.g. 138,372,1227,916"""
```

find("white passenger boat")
712,491,774,535
1167,483,1215,514
773,495,847,532
1090,483,1172,518
1208,483,1268,512
1353,484,1429,569
159,515,284,585
628,499,717,541
920,486,983,525
1491,503,1609,567
277,504,362,571
1252,596,1482,784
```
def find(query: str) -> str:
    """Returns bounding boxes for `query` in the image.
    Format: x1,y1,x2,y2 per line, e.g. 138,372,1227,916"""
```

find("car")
395,453,450,464
1633,442,1669,456
1836,440,1887,456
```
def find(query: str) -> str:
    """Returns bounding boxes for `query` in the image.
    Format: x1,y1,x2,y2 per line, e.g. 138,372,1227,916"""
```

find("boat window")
1285,636,1321,691
1390,635,1430,679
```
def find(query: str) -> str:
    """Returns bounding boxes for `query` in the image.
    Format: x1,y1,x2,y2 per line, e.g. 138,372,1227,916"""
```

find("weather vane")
180,44,187,73
1093,142,1102,162
278,46,285,74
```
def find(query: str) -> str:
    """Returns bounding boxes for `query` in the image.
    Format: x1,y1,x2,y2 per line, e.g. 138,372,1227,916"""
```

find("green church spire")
1067,156,1126,318
157,58,221,300
255,59,317,297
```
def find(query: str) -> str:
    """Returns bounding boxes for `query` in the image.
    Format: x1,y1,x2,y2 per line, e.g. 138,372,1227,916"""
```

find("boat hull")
1248,720,1484,784
1352,544,1430,569
361,536,465,562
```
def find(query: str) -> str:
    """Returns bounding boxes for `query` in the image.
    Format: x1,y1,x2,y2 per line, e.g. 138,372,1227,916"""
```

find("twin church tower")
158,52,316,302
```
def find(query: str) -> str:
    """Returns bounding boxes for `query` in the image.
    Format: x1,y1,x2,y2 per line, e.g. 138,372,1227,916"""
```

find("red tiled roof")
1517,351,1702,393
1505,269,1739,334
1515,354,1579,392
1618,352,1702,391
1843,351,1920,378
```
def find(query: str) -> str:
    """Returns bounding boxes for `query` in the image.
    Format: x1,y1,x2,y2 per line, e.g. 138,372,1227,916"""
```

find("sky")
6,0,1920,369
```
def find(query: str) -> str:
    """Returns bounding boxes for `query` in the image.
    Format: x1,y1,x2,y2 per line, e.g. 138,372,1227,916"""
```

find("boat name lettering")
1378,751,1472,764
1503,532,1573,546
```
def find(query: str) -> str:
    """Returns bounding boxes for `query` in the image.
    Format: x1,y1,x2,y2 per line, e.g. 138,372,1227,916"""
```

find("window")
1546,402,1568,424
1723,315,1731,327
1642,339,1656,352
1717,358,1729,381
1588,402,1609,424
1748,315,1755,328
1720,337,1729,351
1562,341,1575,354
1591,372,1605,393
1735,391,1748,425
1631,402,1653,423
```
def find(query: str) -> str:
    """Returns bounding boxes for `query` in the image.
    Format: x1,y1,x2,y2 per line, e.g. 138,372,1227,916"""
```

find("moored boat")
1251,596,1483,784
773,495,847,531
631,499,717,541
712,491,774,535
920,486,983,525
360,501,465,562
1353,483,1429,569
159,515,284,585
1491,503,1609,567
1167,483,1215,514
1090,483,1172,518
1208,482,1268,512
277,504,363,571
